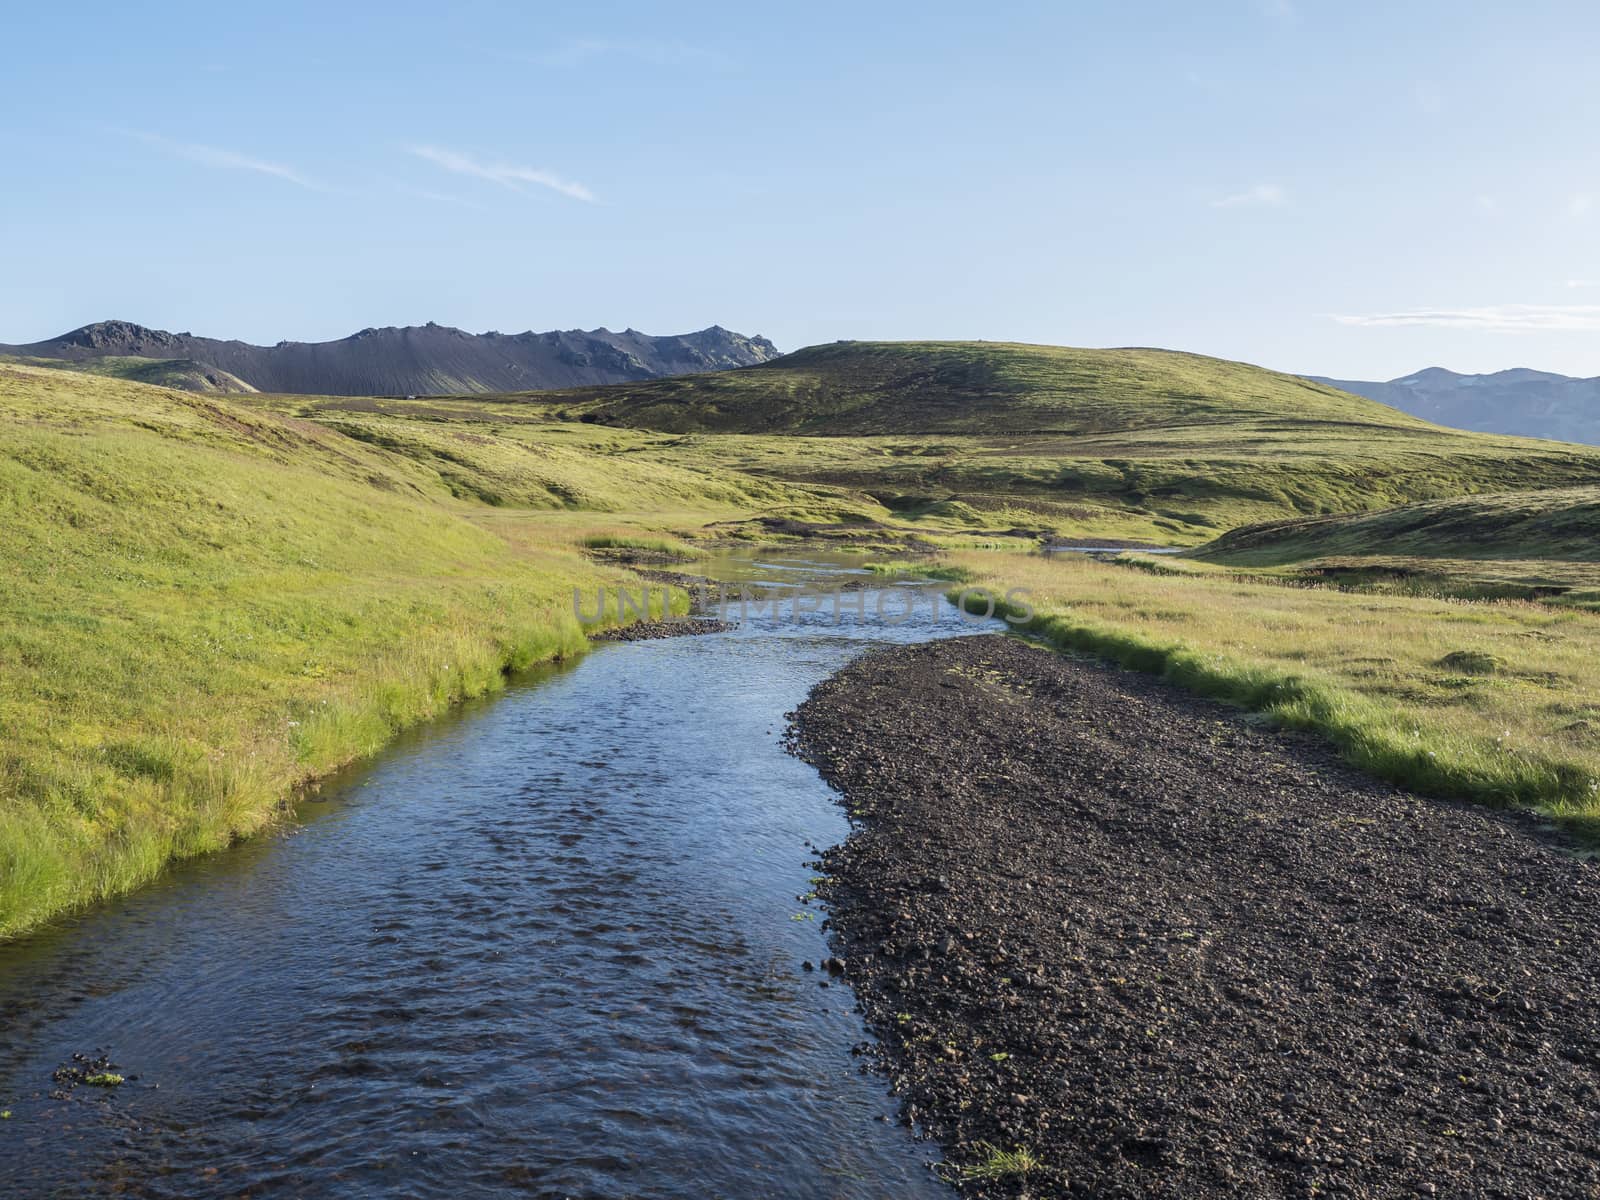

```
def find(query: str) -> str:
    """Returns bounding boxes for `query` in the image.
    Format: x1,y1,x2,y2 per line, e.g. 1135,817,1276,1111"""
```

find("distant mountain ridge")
0,320,782,396
1307,367,1600,445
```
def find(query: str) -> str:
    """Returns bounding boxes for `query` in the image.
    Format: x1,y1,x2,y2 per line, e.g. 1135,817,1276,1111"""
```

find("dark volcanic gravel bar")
588,617,735,642
788,634,1600,1199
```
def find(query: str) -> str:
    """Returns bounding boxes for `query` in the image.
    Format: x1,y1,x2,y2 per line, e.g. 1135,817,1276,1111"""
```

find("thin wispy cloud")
127,130,324,190
408,145,595,202
1567,279,1599,289
1570,193,1595,217
1333,304,1600,333
1255,0,1297,22
1212,183,1287,209
1476,195,1499,214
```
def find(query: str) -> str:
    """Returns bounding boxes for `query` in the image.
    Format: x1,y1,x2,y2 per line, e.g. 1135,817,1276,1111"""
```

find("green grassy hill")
536,340,1435,436
1197,487,1600,566
483,341,1600,543
3,352,257,393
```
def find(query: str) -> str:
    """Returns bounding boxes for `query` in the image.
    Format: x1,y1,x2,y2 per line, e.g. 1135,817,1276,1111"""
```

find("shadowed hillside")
1196,487,1600,565
542,340,1439,436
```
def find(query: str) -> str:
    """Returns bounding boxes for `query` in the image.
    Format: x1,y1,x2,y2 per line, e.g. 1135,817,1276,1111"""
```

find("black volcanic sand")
787,634,1600,1198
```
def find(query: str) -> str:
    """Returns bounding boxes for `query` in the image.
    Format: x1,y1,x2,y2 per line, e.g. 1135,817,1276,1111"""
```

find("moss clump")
1438,650,1505,676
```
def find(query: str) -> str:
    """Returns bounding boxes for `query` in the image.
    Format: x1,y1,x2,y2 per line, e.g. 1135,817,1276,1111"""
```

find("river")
0,554,1002,1198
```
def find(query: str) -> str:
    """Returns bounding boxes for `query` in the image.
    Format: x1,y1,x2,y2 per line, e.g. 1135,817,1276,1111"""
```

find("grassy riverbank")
0,364,711,938
946,549,1600,832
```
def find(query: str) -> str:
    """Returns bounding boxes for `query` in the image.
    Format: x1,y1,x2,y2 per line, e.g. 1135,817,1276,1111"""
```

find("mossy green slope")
534,340,1435,436
3,352,257,394
312,412,866,515
488,341,1600,542
629,424,1600,542
1197,487,1600,565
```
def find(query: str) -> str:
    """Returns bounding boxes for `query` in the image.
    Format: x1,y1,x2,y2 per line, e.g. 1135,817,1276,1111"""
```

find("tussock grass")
864,560,974,582
956,1143,1041,1181
579,530,706,560
953,550,1600,831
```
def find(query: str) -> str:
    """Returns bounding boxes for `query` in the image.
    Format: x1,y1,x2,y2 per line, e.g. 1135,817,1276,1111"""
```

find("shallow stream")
0,553,1002,1198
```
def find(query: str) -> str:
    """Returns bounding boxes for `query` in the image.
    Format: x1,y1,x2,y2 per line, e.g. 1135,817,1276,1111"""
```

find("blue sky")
4,0,1599,379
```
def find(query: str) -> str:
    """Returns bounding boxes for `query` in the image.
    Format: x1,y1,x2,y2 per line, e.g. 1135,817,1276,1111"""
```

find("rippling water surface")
0,555,999,1198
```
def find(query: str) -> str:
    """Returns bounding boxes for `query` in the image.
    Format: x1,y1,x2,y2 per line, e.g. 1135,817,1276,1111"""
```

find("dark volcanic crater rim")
787,633,1600,1198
